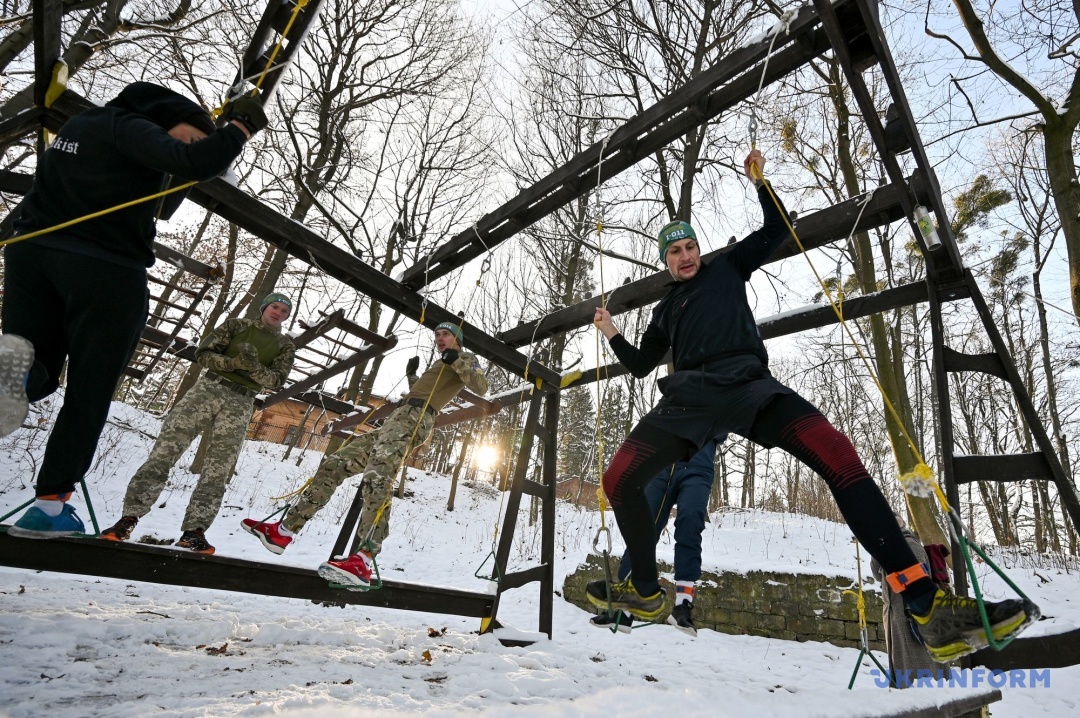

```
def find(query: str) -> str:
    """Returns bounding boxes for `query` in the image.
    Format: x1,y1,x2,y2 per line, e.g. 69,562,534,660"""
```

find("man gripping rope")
2,82,266,539
587,149,1037,662
100,294,296,554
242,322,487,587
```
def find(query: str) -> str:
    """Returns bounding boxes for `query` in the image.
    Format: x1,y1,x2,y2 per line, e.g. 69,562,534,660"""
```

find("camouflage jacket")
195,317,295,391
405,350,488,412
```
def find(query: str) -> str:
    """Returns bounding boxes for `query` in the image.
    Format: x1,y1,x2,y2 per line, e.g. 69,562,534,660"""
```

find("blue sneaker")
7,504,86,539
0,335,34,437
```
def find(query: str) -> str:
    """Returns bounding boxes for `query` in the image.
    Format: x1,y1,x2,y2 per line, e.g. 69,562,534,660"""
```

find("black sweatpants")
602,392,924,597
2,242,148,496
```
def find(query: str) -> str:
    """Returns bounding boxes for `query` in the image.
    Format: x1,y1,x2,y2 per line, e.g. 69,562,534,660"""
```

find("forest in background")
1,0,1077,555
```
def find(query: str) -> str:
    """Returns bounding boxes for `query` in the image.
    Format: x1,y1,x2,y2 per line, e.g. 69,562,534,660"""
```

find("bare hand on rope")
593,307,619,340
743,148,766,185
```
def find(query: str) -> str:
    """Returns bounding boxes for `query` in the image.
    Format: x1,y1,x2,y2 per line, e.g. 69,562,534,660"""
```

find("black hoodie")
13,82,247,269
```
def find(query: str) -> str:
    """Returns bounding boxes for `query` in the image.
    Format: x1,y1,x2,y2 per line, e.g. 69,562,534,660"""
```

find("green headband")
435,322,464,345
260,292,293,313
657,220,697,262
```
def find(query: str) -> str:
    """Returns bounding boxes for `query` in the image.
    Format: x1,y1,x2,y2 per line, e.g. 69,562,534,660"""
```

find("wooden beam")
262,338,396,409
560,282,937,390
0,530,494,617
33,0,61,109
500,177,929,347
152,243,221,282
0,107,43,146
184,179,561,387
398,1,856,289
0,170,34,194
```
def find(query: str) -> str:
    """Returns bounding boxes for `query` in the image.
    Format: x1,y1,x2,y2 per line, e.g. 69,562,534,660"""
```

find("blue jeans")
617,438,718,583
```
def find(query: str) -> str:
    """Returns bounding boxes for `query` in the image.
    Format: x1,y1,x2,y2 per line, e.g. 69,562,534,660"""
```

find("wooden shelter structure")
1,0,1078,674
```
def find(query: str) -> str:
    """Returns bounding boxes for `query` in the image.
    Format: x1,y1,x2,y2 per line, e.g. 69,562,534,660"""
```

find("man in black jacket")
2,82,265,538
589,149,1036,663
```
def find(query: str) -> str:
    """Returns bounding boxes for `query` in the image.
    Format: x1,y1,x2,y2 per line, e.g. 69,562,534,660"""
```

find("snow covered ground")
1,399,1078,717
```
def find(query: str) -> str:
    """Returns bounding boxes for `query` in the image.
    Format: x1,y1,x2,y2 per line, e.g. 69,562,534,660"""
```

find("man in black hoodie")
588,149,1037,663
2,82,265,538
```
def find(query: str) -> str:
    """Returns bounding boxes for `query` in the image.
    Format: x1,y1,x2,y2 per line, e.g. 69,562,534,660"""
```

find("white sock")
675,581,696,605
33,499,64,517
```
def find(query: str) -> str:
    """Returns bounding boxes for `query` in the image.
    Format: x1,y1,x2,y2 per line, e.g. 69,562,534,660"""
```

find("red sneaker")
241,518,293,555
317,551,373,589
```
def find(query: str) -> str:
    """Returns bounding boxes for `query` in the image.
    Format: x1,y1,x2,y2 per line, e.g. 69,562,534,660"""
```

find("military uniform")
121,317,294,531
284,351,487,555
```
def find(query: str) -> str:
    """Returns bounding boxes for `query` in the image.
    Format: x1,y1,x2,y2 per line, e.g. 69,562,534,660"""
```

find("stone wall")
563,554,886,650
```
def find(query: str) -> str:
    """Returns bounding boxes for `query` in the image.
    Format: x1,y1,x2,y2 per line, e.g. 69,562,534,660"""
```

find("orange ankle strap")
886,563,930,593
37,492,72,502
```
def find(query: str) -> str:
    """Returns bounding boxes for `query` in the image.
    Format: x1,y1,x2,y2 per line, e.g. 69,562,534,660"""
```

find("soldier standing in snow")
100,294,295,554
2,82,265,539
589,149,1036,662
242,322,487,587
590,437,722,637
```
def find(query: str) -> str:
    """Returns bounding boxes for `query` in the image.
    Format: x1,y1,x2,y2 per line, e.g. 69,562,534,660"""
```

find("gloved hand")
440,349,459,365
223,95,268,136
232,342,260,371
406,356,420,376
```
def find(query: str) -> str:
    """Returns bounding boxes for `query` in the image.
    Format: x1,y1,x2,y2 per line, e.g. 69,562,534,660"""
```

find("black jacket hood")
106,82,214,135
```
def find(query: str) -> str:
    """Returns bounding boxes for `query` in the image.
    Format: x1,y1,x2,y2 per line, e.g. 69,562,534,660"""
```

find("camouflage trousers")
284,404,435,556
122,377,253,531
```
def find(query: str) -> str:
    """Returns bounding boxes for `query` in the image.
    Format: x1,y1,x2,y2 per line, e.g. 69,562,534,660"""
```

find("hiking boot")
176,529,216,555
909,588,1039,663
101,516,139,542
590,609,634,634
0,334,34,437
240,518,292,555
318,551,373,590
585,578,666,621
667,601,697,637
7,504,85,539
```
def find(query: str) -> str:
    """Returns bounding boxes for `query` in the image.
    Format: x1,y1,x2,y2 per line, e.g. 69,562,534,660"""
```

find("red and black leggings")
602,393,928,599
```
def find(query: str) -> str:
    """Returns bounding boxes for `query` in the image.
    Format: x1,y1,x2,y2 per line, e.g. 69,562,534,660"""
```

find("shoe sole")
100,533,129,542
923,603,1036,663
317,562,370,589
590,615,633,634
0,335,33,437
585,589,665,621
6,526,83,539
667,615,698,638
240,520,287,555
177,543,216,555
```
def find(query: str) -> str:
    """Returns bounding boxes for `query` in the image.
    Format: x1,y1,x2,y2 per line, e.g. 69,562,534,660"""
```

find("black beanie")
106,82,215,135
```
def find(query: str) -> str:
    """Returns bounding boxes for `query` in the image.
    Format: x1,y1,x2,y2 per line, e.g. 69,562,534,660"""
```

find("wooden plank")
970,628,1080,669
0,107,43,146
262,338,396,409
499,177,929,347
499,565,548,592
0,169,34,194
877,691,1000,718
942,347,1008,380
290,309,346,349
185,180,561,387
33,0,61,109
953,454,1056,485
152,242,221,282
0,529,494,617
399,6,844,288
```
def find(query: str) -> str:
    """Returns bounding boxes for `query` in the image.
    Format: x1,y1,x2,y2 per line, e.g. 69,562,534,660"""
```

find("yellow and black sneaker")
909,588,1039,663
585,578,665,621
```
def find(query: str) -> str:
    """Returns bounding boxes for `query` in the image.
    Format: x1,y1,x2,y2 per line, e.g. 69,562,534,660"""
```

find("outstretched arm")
594,307,669,378
728,150,793,279
451,351,488,395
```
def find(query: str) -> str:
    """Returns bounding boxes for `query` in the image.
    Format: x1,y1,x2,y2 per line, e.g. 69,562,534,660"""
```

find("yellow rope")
842,540,869,632
752,165,950,511
0,180,198,249
6,0,312,249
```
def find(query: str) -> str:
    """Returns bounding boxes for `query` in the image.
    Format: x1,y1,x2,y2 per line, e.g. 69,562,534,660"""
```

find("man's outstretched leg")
752,392,1037,661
